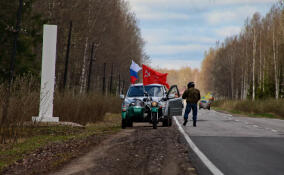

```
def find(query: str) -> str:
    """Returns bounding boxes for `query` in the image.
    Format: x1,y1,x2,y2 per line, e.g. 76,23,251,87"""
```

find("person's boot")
183,118,188,126
193,120,197,127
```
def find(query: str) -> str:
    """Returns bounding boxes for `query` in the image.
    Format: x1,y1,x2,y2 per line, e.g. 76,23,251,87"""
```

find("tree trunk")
259,33,262,89
79,0,92,94
48,0,54,19
242,38,249,100
241,66,244,100
80,38,89,94
252,28,257,100
263,56,265,92
273,29,279,99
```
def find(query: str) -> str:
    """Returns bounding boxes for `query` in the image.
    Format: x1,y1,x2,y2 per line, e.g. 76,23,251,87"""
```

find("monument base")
32,116,59,122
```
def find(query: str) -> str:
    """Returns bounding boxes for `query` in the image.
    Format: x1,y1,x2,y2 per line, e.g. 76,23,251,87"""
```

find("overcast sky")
127,0,277,70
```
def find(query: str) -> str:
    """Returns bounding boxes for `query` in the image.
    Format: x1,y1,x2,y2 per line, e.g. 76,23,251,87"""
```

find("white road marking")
271,129,278,133
174,116,224,175
253,125,259,128
235,120,240,122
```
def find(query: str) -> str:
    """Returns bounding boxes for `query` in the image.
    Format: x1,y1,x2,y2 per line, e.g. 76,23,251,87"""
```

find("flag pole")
142,64,145,97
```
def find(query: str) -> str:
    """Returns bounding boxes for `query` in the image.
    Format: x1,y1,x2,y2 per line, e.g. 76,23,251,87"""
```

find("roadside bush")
54,92,121,125
212,99,284,118
0,75,121,143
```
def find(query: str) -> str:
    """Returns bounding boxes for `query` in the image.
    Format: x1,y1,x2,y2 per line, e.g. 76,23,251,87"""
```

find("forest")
158,67,200,93
199,3,284,100
0,0,147,143
0,0,147,94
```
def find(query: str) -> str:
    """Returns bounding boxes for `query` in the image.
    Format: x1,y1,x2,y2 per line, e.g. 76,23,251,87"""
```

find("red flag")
130,76,137,84
142,64,170,89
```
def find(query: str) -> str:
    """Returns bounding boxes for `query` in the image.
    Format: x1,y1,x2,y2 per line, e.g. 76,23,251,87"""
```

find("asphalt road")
176,109,284,175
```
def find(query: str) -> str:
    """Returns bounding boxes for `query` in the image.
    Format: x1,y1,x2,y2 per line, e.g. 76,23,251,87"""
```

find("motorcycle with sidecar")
120,84,183,129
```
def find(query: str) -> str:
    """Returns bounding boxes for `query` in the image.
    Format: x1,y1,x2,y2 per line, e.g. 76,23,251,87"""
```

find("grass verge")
0,75,121,144
212,99,284,119
0,113,121,172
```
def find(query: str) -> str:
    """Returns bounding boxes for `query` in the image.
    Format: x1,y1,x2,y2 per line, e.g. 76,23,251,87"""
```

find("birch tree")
199,3,284,100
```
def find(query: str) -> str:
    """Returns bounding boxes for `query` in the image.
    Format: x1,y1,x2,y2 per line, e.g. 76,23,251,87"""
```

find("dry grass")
54,92,121,125
0,75,121,144
212,99,284,119
0,113,121,172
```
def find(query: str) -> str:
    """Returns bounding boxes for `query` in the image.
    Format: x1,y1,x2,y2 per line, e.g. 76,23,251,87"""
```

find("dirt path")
51,123,197,175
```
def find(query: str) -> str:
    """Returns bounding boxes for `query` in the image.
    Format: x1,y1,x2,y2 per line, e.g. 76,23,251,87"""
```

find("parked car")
199,100,211,110
120,84,183,129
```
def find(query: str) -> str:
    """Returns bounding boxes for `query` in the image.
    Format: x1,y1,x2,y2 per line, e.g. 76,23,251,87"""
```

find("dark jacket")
182,87,201,104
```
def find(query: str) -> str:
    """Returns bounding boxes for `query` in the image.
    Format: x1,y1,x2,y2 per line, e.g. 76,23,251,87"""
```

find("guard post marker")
32,25,59,122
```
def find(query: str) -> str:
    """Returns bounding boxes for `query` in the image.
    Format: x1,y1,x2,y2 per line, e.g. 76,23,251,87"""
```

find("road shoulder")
51,123,197,175
0,114,121,175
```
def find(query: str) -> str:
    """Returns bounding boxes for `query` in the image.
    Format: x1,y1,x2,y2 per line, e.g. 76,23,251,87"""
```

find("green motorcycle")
121,99,144,128
149,99,161,129
121,93,162,129
121,84,184,129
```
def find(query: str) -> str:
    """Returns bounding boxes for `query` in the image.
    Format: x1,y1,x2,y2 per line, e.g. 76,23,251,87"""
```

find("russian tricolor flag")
130,60,142,84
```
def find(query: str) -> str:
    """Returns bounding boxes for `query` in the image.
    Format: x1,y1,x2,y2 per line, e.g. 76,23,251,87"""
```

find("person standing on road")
182,82,201,127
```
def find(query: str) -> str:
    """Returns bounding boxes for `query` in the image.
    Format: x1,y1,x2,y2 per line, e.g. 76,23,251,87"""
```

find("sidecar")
121,99,146,128
120,84,183,129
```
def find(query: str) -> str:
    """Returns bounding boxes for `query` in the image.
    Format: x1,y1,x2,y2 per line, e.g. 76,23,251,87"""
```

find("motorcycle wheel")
121,119,127,129
162,117,170,127
152,112,157,129
169,118,172,126
162,120,168,127
127,119,133,127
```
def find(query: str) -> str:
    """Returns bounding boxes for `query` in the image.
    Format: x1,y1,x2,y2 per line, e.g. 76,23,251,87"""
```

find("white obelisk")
32,25,59,122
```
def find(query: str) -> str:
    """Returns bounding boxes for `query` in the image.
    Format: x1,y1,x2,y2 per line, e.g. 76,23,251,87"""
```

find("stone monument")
32,25,59,122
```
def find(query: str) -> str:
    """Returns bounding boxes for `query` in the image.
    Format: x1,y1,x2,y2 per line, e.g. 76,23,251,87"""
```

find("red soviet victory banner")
142,64,170,89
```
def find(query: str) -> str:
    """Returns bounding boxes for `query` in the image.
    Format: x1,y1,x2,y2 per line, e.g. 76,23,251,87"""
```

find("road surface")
175,109,284,175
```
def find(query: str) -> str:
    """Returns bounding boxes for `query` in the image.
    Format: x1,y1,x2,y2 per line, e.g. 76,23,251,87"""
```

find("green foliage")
0,0,45,82
248,76,275,99
255,80,275,99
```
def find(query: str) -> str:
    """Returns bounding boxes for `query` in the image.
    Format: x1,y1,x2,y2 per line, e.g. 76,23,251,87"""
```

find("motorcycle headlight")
151,101,158,107
160,102,166,108
122,105,127,112
134,100,143,107
122,99,131,111
123,99,131,107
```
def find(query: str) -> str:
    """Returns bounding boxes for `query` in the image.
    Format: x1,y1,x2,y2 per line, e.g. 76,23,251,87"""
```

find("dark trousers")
184,103,197,121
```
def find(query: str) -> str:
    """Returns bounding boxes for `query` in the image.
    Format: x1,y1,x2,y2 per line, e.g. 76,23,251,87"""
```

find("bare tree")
199,4,284,100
